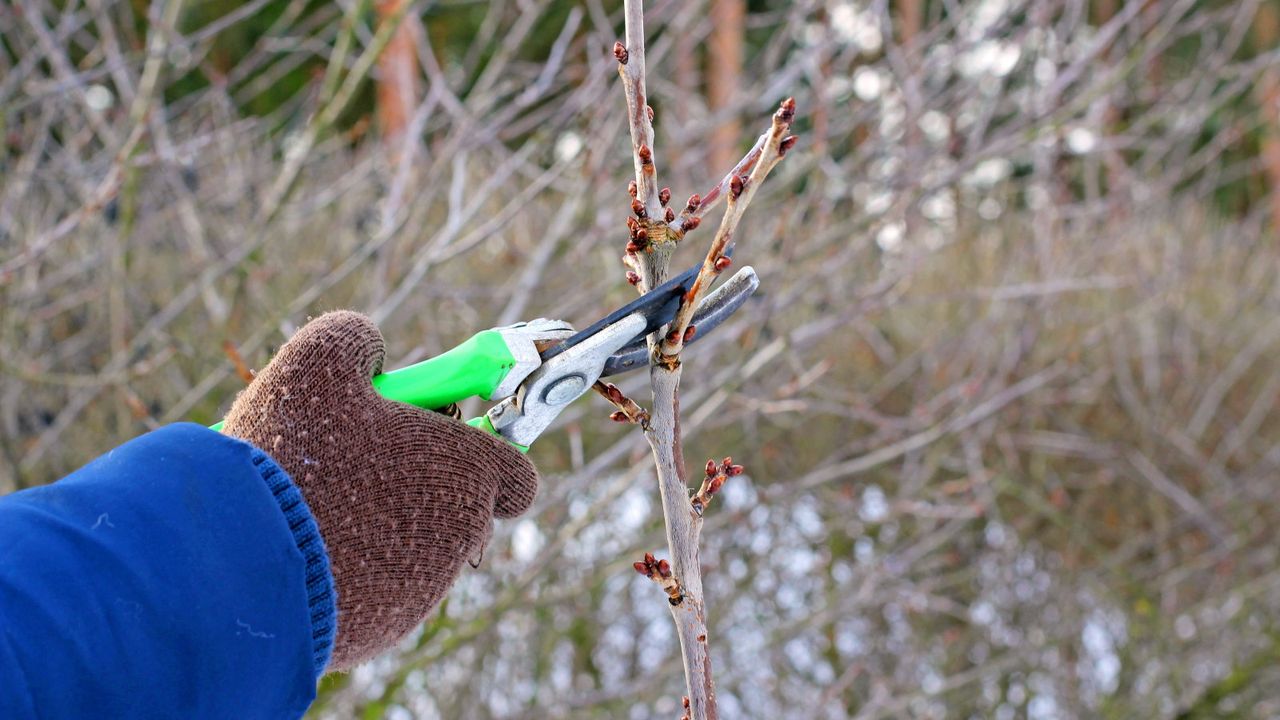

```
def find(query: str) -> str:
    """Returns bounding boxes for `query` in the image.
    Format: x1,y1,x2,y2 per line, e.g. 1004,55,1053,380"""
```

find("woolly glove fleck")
222,311,539,671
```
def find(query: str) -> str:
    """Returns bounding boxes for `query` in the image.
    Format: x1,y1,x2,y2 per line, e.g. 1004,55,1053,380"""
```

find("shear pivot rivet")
544,375,586,405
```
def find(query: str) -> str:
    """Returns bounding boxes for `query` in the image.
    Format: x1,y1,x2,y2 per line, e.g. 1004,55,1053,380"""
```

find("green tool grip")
370,329,515,408
210,329,517,434
467,414,529,453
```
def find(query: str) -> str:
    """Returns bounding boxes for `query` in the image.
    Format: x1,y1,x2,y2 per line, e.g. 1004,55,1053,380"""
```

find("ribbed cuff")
248,449,337,677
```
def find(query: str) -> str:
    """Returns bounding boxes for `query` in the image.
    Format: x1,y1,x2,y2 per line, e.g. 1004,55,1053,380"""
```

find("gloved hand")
222,311,538,671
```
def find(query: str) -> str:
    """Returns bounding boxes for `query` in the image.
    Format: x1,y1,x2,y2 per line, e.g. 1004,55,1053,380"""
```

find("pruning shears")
214,261,759,451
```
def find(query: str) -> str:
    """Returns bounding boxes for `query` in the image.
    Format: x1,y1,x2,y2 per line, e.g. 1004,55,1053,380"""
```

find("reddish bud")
780,135,799,155
665,328,681,344
627,179,637,198
777,96,796,123
705,459,717,476
646,105,654,122
638,144,652,165
633,561,648,574
684,697,691,710
659,187,671,206
626,271,641,285
683,325,696,342
631,198,647,218
685,194,701,213
730,175,746,199
683,216,701,232
664,207,675,222
657,559,671,577
626,216,639,233
611,411,629,422
722,456,733,467
708,476,725,494
728,464,745,476
634,227,648,242
714,255,732,271
644,552,656,565
625,240,641,254
614,42,629,64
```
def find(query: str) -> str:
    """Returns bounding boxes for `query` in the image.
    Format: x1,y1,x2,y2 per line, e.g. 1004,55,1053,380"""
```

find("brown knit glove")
221,311,539,671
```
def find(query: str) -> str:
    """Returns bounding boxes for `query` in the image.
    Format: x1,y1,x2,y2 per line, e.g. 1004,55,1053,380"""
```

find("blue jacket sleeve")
0,423,337,719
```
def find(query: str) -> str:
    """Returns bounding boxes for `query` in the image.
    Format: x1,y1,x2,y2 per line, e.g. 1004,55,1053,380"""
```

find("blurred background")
3,0,1280,717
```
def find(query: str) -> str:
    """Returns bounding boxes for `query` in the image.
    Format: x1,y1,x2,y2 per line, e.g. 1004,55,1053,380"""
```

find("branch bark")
613,5,795,718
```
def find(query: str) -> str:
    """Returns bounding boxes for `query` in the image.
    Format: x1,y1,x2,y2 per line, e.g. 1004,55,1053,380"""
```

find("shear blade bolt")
544,375,586,405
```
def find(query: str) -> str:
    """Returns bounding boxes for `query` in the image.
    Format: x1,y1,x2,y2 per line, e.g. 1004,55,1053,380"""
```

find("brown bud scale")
778,96,796,123
664,207,675,222
659,187,671,206
714,256,732,271
631,199,646,218
614,42,629,64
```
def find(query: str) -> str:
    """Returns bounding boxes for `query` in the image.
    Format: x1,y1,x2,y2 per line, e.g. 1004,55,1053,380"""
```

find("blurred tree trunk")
1255,3,1280,233
672,10,699,191
707,0,744,171
896,0,921,47
896,0,923,243
375,0,422,148
1092,0,1128,222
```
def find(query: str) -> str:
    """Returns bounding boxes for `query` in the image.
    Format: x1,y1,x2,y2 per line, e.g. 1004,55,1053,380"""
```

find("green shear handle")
210,326,553,452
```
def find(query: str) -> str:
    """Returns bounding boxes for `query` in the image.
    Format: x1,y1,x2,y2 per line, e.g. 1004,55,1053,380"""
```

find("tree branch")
616,2,662,234
612,8,795,720
660,99,795,362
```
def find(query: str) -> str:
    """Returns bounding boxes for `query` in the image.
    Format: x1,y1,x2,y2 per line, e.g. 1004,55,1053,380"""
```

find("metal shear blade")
486,265,759,447
538,246,737,364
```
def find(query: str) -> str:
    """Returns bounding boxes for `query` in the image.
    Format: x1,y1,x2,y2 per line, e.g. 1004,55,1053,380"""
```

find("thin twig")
660,98,795,362
593,380,650,427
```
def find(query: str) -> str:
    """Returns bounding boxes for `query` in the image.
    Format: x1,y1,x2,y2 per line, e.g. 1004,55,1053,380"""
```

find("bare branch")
616,1,662,225
594,380,650,427
670,132,766,234
660,98,796,361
